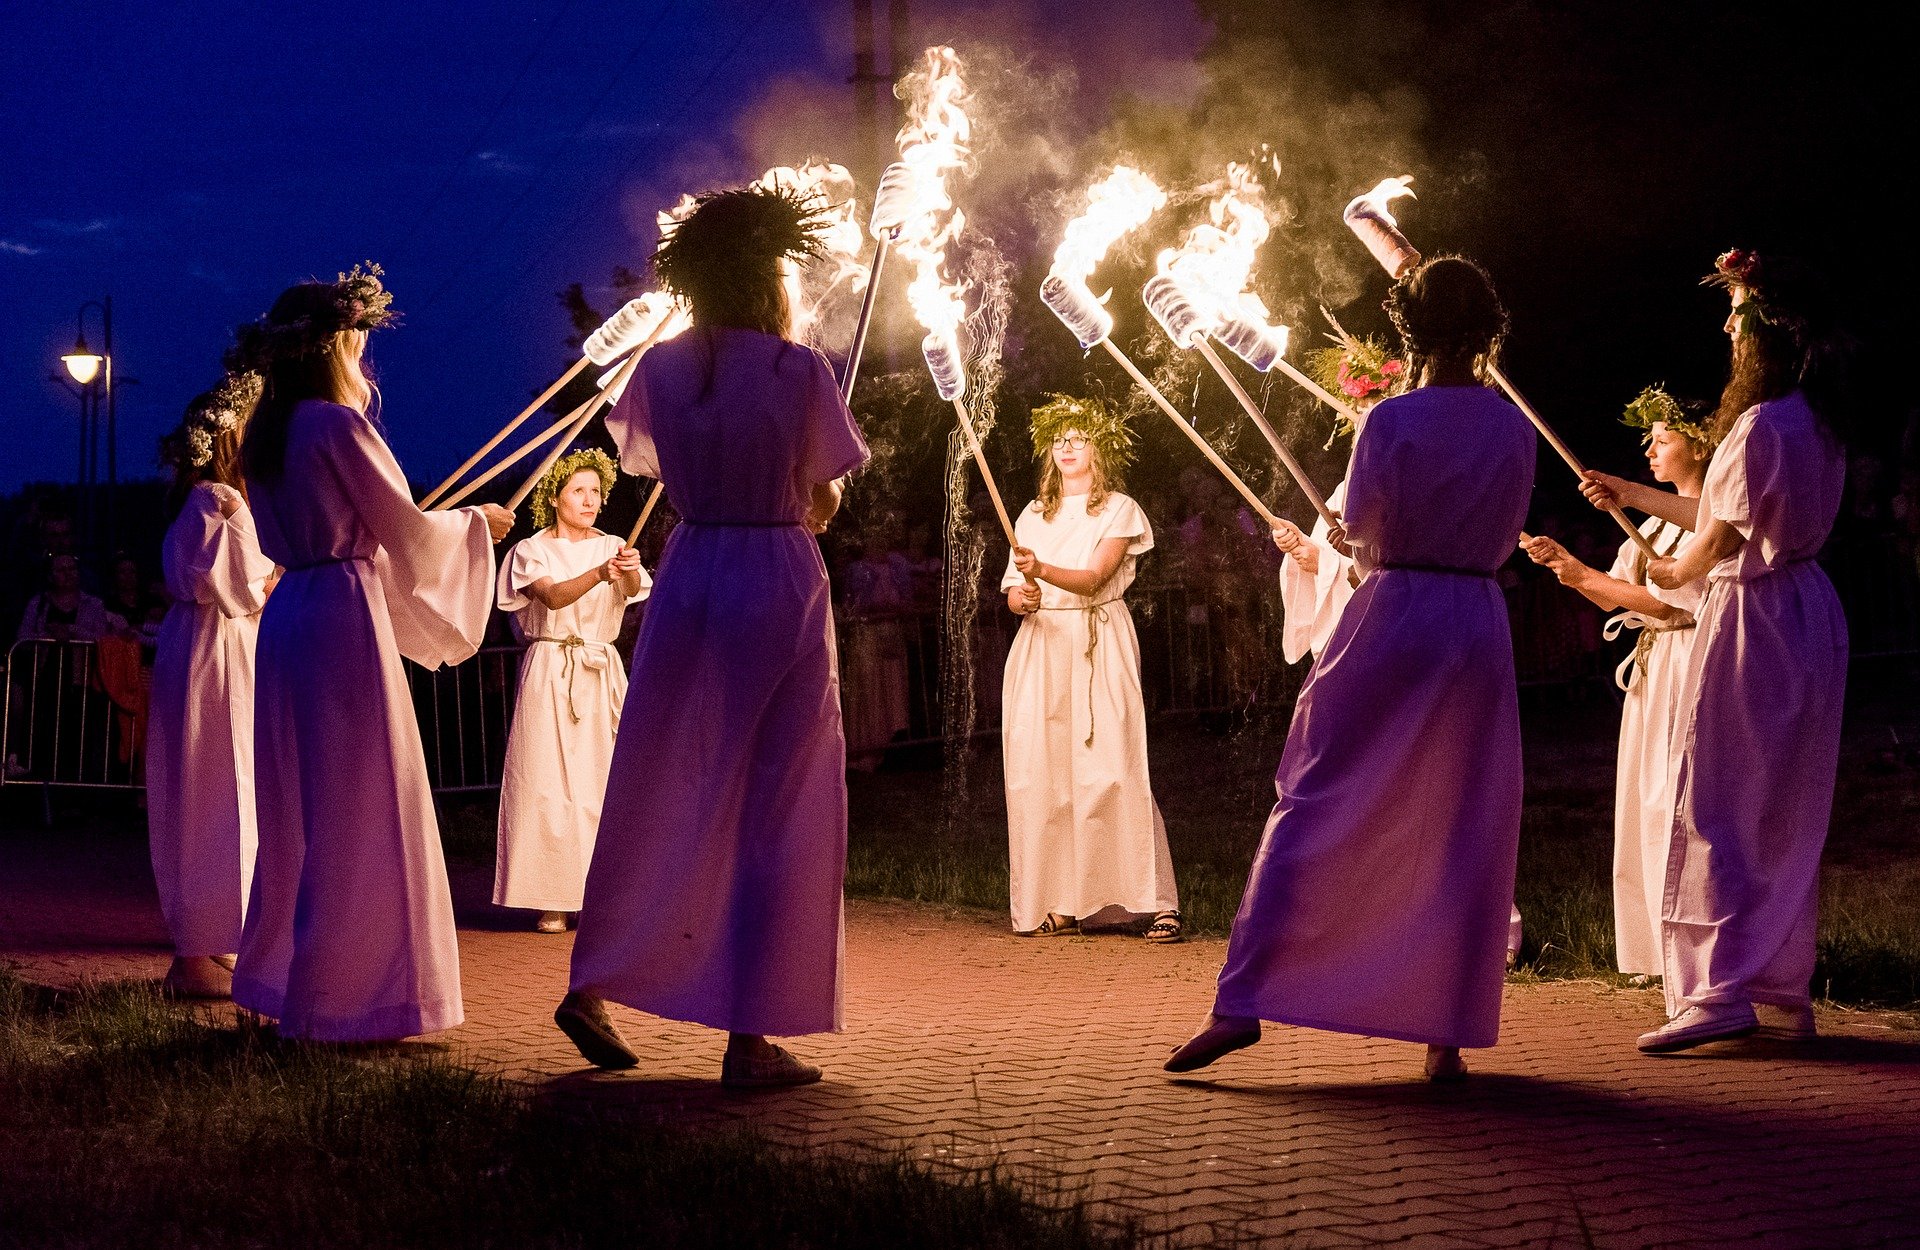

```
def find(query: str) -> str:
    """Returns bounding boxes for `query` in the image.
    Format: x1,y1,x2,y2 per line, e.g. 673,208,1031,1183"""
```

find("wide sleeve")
1338,405,1396,577
802,349,870,484
496,536,551,613
320,405,494,669
603,363,660,479
1278,480,1357,664
1701,407,1757,537
166,484,274,619
1096,493,1153,557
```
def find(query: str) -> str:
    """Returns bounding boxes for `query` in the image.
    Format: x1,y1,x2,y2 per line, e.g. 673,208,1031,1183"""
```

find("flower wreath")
1027,392,1135,473
1704,248,1781,339
158,371,265,471
1620,384,1716,449
224,261,398,376
1303,308,1405,448
528,448,618,532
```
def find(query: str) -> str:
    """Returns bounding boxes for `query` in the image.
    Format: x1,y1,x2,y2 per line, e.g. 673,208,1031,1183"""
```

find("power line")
388,0,582,264
466,0,779,325
418,0,681,311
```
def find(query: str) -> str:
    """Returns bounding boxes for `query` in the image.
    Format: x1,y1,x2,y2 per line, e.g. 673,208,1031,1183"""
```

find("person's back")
1345,386,1534,577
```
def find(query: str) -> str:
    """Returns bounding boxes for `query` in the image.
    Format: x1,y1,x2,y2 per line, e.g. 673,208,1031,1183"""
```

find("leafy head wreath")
1028,392,1135,473
1303,307,1406,448
158,372,265,471
1620,384,1717,449
224,261,399,377
528,448,618,532
650,185,832,309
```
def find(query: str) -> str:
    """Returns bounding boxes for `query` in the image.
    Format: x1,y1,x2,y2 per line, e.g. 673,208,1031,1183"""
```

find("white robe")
234,401,494,1042
999,492,1178,932
1603,517,1705,976
570,329,868,1037
1662,395,1846,1015
1214,387,1534,1049
493,529,649,911
145,482,274,957
1276,480,1358,665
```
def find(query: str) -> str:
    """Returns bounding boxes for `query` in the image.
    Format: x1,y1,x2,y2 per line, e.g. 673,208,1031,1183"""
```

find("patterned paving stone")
3,826,1917,1247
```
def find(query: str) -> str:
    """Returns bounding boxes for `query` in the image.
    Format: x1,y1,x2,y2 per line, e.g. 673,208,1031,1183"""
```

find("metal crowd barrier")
1,639,146,799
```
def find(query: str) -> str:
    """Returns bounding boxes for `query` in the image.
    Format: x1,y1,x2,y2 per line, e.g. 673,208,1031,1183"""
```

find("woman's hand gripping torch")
1343,176,1657,559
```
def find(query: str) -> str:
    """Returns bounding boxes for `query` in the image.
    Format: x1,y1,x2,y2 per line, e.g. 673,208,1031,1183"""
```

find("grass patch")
0,972,1138,1249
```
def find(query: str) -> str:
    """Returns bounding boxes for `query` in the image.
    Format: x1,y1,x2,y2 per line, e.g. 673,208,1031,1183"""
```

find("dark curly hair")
1704,250,1855,446
1385,255,1510,384
651,185,829,335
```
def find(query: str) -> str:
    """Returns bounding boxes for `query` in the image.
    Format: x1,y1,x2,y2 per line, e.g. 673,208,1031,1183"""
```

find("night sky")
0,0,1203,496
4,2,1908,510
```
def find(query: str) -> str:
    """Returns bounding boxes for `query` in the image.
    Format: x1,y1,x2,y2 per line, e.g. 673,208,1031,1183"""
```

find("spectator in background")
17,555,127,643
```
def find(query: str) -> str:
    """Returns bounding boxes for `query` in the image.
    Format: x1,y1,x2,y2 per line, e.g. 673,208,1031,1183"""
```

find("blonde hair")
1035,440,1115,523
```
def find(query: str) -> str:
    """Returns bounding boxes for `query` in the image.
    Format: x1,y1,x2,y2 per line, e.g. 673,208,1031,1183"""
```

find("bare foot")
162,955,232,1000
1165,1013,1261,1073
1424,1045,1468,1082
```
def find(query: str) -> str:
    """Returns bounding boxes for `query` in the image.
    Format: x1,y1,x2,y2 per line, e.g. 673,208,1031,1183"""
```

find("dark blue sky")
1,1,1205,494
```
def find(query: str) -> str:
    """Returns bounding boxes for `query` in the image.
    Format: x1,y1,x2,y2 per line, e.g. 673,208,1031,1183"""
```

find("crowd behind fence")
6,538,1918,802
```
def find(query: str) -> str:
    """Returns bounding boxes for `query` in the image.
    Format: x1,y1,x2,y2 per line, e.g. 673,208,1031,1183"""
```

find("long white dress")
234,401,494,1042
1276,480,1357,665
494,529,649,911
570,329,868,1037
1213,387,1534,1049
1661,395,1846,1016
145,481,274,957
1603,517,1705,976
1000,492,1179,932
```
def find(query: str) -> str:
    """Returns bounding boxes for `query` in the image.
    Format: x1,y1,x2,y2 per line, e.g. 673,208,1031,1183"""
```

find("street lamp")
50,298,116,555
61,333,104,386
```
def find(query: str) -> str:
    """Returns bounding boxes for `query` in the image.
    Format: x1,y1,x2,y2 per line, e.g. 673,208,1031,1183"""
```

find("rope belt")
284,555,372,571
1602,611,1697,692
1376,562,1495,578
1037,597,1123,747
532,634,614,723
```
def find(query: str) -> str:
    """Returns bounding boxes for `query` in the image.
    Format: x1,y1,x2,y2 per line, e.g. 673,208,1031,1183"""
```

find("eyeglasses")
1050,435,1090,451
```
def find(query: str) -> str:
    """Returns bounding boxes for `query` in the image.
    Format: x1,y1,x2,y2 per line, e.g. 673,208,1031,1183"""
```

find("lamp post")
53,298,113,555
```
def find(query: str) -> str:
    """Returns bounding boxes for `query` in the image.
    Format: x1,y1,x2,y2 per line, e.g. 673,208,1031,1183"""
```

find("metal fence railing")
9,545,1916,808
2,639,147,795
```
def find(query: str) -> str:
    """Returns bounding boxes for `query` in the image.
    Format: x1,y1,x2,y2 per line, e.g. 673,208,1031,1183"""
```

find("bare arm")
807,478,845,534
1016,535,1132,597
526,546,643,611
1650,516,1743,590
1520,535,1679,618
1581,472,1703,531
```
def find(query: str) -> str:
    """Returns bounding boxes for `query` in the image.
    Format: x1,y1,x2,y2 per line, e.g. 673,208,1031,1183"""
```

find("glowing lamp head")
1342,176,1422,279
1141,274,1214,348
1215,313,1289,372
1040,273,1111,349
921,332,966,401
870,162,919,238
62,334,104,385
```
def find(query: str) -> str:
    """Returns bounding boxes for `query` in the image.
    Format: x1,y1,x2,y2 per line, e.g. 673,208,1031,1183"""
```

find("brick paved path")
4,825,1918,1247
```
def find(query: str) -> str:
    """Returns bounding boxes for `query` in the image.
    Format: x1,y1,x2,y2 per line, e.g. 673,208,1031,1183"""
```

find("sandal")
1023,913,1079,937
1144,911,1184,944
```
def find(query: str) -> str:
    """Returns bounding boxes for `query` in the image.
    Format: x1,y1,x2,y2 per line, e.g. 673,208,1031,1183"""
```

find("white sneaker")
1757,1002,1817,1041
1637,1002,1759,1053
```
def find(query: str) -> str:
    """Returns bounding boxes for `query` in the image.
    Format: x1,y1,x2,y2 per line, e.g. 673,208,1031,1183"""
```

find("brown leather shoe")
554,992,639,1070
721,1043,822,1089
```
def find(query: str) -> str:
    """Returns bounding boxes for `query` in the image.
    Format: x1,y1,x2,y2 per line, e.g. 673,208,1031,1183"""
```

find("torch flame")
891,46,974,367
1351,175,1416,228
1154,161,1279,340
1050,165,1167,289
